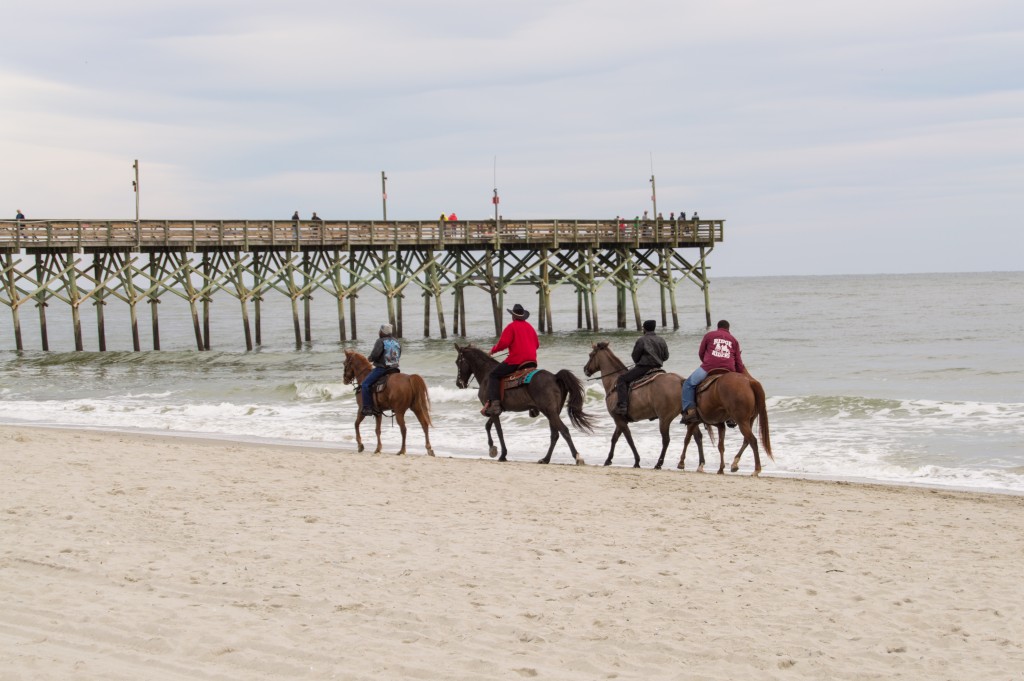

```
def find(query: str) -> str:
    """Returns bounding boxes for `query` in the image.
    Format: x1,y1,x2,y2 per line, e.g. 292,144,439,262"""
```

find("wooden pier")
0,217,723,351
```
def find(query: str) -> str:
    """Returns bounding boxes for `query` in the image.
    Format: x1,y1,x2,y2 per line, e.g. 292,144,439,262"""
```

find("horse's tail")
750,378,773,460
410,374,432,427
555,369,595,434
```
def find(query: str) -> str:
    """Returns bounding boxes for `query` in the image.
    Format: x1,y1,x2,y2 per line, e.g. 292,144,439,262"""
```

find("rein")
586,363,634,381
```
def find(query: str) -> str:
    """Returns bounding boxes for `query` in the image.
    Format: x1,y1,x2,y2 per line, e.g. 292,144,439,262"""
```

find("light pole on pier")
133,160,140,221
381,171,388,221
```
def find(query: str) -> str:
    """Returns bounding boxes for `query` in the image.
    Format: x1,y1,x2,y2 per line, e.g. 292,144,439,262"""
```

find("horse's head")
342,349,359,385
454,343,473,389
583,341,612,377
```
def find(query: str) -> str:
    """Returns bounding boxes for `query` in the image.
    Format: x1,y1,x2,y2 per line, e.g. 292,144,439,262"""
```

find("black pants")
616,365,654,405
487,361,521,401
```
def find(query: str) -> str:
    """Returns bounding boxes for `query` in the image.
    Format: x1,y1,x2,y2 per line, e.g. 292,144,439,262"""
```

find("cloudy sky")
2,0,1021,276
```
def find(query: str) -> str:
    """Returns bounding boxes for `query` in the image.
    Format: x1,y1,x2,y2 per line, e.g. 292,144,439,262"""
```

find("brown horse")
677,371,773,476
342,349,434,457
583,342,684,469
454,344,594,465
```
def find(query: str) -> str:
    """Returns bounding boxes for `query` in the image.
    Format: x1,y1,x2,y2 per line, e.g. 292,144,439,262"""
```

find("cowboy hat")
507,304,530,320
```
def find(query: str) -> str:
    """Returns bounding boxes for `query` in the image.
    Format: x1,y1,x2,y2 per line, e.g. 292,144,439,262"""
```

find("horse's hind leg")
541,413,584,466
734,420,762,476
412,405,434,456
395,411,408,456
716,424,726,474
373,414,383,455
653,419,672,469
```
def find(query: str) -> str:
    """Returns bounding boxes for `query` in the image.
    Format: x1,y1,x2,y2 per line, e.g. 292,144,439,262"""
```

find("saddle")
695,369,728,397
368,368,399,395
499,362,539,400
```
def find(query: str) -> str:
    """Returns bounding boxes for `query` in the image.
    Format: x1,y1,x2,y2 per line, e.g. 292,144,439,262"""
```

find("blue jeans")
361,366,389,411
682,367,707,412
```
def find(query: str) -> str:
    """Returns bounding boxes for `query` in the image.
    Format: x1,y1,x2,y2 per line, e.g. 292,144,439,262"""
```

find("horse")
342,349,434,457
582,341,685,469
454,343,594,465
676,371,773,476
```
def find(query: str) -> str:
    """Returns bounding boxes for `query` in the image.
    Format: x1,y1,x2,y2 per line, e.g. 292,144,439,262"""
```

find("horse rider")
613,319,670,416
360,324,401,417
482,303,539,416
680,319,746,424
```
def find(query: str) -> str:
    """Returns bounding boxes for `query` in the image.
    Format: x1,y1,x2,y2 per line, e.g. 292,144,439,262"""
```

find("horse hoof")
396,450,406,456
731,465,739,473
498,456,508,462
603,459,613,467
677,463,685,470
633,463,641,469
654,463,662,470
488,446,498,458
697,464,705,473
427,449,435,457
357,443,365,453
575,457,586,466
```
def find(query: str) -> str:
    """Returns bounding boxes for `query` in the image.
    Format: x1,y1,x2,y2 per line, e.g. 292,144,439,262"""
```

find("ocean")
1,271,1022,494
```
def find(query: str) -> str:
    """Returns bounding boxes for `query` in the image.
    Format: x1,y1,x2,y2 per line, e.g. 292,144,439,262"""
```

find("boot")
680,408,699,425
613,402,628,416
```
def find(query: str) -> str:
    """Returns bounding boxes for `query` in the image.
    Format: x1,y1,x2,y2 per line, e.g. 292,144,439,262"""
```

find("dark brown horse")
343,350,434,457
583,342,684,469
677,371,773,476
454,343,594,465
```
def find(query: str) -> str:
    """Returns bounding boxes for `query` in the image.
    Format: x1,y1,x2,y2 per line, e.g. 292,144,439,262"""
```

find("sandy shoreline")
3,425,1023,680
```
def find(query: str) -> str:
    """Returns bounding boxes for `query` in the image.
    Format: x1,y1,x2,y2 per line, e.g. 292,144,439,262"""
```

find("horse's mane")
344,349,371,370
594,342,626,371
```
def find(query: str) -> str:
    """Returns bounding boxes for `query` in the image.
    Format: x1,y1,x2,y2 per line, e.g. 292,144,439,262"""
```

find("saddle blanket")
628,369,665,392
499,363,540,401
371,368,401,393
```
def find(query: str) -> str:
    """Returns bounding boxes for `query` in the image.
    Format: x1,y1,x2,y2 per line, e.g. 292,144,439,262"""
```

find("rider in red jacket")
482,304,539,416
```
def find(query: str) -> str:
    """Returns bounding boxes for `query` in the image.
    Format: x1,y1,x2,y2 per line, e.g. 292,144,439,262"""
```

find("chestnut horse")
454,343,594,465
583,342,684,469
342,349,434,457
677,371,773,476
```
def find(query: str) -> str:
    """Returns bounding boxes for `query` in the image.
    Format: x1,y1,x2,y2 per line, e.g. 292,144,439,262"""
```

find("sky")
1,0,1022,277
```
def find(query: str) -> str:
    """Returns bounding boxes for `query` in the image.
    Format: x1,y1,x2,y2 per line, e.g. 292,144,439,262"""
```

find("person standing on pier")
614,320,669,416
16,209,25,220
482,304,538,416
360,324,401,417
680,319,746,425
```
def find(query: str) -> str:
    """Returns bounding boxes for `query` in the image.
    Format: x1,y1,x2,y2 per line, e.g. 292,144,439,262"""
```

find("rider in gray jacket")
613,320,669,415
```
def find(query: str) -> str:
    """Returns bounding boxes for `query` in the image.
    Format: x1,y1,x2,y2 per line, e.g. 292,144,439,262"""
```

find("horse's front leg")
485,417,499,459
355,409,366,453
491,417,509,462
677,426,693,470
618,424,642,468
604,424,623,466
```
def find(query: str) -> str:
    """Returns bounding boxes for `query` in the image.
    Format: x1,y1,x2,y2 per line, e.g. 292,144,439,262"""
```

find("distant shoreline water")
2,271,1022,494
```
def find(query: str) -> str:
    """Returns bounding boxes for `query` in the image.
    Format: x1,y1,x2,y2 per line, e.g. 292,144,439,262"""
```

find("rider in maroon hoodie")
681,320,746,424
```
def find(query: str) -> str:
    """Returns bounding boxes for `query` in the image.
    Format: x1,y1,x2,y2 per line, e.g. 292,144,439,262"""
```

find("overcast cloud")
2,0,1021,275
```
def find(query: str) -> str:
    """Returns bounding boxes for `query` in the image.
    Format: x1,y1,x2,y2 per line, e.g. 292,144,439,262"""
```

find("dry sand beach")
2,424,1023,680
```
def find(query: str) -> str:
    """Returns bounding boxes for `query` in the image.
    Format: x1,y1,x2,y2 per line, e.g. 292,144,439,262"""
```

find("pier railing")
0,218,722,251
